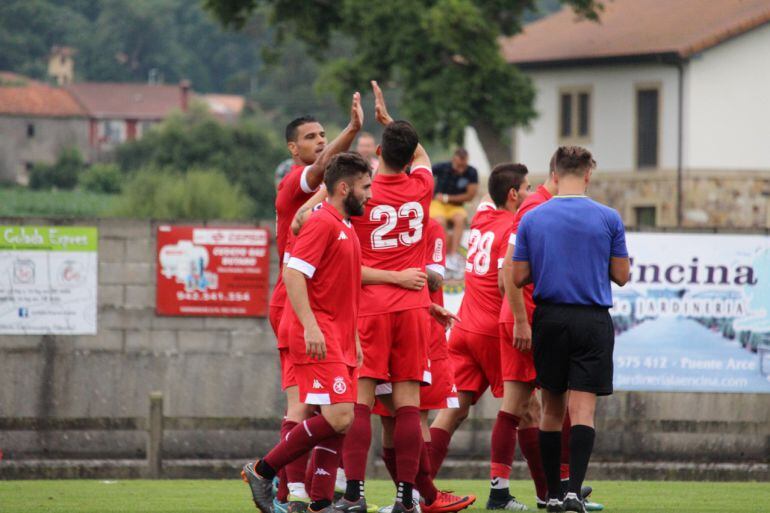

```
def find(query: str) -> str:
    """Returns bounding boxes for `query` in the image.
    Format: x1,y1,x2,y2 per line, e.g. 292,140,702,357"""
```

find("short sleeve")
286,215,332,278
610,213,629,258
410,166,435,207
425,222,446,277
467,167,479,184
512,217,530,262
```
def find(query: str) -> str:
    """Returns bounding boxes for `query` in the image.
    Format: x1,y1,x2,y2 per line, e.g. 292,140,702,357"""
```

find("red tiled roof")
0,73,86,117
66,82,189,120
502,0,770,66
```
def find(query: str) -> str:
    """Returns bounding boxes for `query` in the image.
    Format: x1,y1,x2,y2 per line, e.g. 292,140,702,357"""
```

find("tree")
204,0,602,163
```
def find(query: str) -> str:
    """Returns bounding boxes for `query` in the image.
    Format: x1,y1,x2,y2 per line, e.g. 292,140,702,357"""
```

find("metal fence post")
147,391,164,478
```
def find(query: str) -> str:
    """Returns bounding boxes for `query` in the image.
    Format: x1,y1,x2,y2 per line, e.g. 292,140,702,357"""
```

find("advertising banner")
0,226,98,334
443,232,770,393
156,226,270,317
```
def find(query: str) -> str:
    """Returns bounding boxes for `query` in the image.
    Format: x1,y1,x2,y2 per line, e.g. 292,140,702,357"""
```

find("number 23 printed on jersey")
370,202,424,250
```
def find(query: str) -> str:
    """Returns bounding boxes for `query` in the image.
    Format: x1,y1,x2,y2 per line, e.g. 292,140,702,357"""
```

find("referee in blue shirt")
513,146,629,513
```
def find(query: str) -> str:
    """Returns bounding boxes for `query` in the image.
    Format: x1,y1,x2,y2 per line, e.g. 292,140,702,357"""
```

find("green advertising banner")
0,226,98,252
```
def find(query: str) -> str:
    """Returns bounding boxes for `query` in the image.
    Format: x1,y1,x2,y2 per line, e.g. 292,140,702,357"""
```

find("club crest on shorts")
333,376,347,394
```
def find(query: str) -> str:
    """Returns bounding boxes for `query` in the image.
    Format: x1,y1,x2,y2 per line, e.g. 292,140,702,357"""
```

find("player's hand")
513,321,532,352
349,91,363,131
429,303,461,330
305,324,327,360
394,268,427,290
355,334,364,368
372,80,394,126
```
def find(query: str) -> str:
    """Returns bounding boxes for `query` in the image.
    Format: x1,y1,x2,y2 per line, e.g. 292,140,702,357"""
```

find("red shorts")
295,362,358,405
499,322,537,384
279,348,297,390
448,327,503,402
358,308,430,383
371,358,459,415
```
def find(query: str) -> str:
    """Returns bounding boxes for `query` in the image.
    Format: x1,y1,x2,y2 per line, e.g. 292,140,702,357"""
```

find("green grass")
2,479,768,513
0,187,118,218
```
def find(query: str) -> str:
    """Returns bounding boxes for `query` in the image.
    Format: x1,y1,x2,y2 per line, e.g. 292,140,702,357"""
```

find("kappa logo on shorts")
332,376,347,394
451,384,458,393
338,231,348,240
314,468,331,476
312,379,324,390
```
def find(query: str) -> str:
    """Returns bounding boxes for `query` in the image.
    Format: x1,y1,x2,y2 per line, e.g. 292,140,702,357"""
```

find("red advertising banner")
156,225,270,317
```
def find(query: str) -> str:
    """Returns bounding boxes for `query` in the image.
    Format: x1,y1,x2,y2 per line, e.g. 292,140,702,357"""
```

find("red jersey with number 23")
456,202,514,337
270,164,318,310
284,202,361,367
499,184,553,324
353,166,433,315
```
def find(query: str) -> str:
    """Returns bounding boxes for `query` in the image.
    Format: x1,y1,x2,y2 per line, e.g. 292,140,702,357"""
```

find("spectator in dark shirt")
513,146,629,513
430,148,479,273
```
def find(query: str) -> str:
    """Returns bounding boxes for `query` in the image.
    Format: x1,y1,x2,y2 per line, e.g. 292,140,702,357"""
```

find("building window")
27,123,35,138
634,206,657,228
99,119,126,144
559,87,592,143
636,86,660,169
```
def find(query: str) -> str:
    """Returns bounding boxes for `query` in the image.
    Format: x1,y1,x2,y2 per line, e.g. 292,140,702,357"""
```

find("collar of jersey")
321,201,350,225
374,172,408,182
553,194,587,198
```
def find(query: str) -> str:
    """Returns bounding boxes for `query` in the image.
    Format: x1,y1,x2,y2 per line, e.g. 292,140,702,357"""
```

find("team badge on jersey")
333,376,347,394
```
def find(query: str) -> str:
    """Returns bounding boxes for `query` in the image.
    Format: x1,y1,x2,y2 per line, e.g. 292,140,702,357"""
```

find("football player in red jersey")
241,152,372,513
265,93,364,506
429,164,531,511
338,81,474,513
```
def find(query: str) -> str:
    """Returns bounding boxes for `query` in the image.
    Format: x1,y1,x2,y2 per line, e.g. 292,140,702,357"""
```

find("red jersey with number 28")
425,218,448,360
499,184,553,324
270,164,318,309
456,202,514,337
284,202,361,367
353,166,433,315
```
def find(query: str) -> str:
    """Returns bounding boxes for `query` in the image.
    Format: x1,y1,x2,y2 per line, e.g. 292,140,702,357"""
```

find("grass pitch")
2,479,767,513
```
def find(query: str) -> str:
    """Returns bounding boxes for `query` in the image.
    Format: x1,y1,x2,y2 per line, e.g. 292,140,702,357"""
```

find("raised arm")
372,80,430,169
304,91,364,191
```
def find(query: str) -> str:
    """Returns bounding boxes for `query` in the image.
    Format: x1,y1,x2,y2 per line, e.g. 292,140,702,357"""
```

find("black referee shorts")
532,303,614,396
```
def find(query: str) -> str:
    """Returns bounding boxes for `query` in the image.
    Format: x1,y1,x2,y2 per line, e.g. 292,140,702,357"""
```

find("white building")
497,0,770,227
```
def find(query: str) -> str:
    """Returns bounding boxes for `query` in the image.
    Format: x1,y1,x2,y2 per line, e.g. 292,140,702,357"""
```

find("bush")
79,163,123,194
112,167,254,220
29,147,83,190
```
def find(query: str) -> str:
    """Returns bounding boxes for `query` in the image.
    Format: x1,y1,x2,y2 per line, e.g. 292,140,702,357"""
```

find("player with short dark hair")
241,151,372,513
429,163,531,511
513,146,629,513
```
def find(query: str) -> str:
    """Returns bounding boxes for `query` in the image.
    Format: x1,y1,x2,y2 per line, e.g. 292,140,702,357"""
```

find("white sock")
288,482,308,500
490,477,509,489
335,467,347,492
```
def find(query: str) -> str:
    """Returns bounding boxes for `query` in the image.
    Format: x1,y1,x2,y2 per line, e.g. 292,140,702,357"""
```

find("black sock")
560,479,569,499
538,430,562,501
490,488,510,501
310,499,332,511
397,482,414,509
255,459,277,480
345,480,363,501
568,425,595,496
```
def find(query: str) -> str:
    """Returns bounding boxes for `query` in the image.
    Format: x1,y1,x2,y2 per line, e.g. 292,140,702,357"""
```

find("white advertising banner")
0,226,98,334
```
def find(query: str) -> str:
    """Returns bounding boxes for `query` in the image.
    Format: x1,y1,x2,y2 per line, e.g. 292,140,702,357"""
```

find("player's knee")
330,408,355,433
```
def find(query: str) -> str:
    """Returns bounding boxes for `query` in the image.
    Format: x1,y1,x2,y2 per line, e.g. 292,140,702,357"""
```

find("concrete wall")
0,116,90,183
686,22,770,170
1,217,769,472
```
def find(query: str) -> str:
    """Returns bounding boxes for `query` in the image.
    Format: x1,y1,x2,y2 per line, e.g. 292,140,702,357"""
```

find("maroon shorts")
358,308,430,384
295,362,357,405
448,327,503,403
499,322,537,384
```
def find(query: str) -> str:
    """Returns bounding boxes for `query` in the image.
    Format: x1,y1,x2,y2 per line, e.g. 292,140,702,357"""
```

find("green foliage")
113,168,254,220
28,147,84,190
79,163,123,194
205,0,603,146
0,187,116,218
115,105,284,218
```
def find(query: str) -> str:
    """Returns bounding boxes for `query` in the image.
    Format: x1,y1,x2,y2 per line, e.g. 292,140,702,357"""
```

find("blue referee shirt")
513,195,628,307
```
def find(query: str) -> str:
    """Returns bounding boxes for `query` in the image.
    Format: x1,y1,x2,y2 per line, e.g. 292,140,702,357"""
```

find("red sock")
560,412,571,481
518,427,548,501
304,448,317,493
428,427,451,478
263,415,337,472
394,406,421,484
310,434,344,501
342,404,372,481
490,411,519,480
382,447,397,484
277,419,294,501
414,438,438,504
